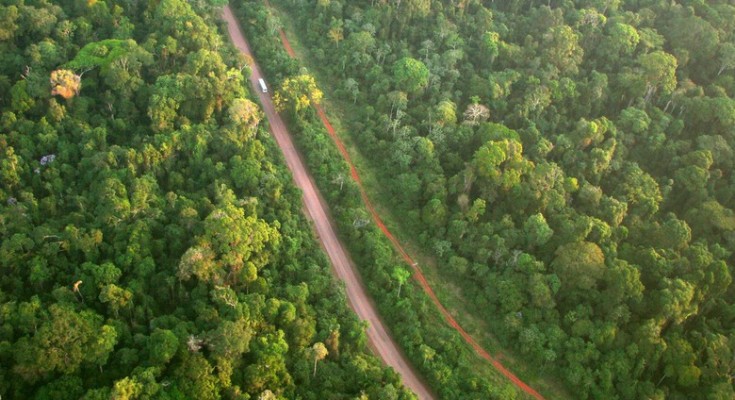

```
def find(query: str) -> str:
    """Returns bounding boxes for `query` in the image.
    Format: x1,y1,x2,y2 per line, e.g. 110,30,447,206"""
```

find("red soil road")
222,6,435,400
271,9,547,400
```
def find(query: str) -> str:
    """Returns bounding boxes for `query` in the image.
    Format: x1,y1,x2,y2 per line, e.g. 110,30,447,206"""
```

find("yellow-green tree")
273,73,323,114
638,50,678,101
311,342,328,377
552,241,606,291
228,98,262,133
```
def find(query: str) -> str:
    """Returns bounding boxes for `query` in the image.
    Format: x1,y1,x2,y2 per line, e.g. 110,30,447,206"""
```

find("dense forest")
250,0,735,399
0,0,417,399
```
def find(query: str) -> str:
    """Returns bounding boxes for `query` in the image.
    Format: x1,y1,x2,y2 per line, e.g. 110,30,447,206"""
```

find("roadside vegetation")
0,0,415,399
240,0,735,399
231,1,541,398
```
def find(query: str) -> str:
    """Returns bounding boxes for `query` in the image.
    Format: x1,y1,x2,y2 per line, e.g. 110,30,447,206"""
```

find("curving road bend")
222,6,434,400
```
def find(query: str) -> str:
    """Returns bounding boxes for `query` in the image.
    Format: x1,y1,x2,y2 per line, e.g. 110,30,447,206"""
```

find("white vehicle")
258,78,268,93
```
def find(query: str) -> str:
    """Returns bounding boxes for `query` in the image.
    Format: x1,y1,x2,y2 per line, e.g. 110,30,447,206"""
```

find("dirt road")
222,6,435,400
314,102,546,400
265,7,546,400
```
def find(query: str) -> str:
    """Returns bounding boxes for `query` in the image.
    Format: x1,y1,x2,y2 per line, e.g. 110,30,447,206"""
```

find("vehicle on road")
258,78,268,93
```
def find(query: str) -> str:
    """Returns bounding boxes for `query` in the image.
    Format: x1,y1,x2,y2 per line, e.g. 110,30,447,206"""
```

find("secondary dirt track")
268,6,547,400
222,6,435,400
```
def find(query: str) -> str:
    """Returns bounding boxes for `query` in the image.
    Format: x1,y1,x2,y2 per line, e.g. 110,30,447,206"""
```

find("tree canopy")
256,0,735,398
0,1,415,399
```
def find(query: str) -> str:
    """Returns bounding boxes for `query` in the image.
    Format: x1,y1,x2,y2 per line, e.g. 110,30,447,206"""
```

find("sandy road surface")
222,6,435,400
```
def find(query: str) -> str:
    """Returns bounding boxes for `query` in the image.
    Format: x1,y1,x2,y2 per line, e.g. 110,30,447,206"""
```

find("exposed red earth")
266,6,547,400
278,29,295,58
222,6,435,400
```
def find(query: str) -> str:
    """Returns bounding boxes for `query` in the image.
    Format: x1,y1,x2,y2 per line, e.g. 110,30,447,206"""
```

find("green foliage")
638,51,678,98
65,39,151,73
261,0,735,398
13,304,117,381
148,329,179,365
523,213,553,247
552,241,605,291
392,57,429,93
0,1,414,399
391,266,411,298
274,73,323,114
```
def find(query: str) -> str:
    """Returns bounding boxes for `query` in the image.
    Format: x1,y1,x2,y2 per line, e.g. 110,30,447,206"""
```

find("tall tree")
311,342,328,377
391,266,411,298
392,57,429,93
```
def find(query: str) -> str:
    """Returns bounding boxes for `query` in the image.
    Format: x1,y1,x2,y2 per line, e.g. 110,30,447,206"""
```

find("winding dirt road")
222,6,434,400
